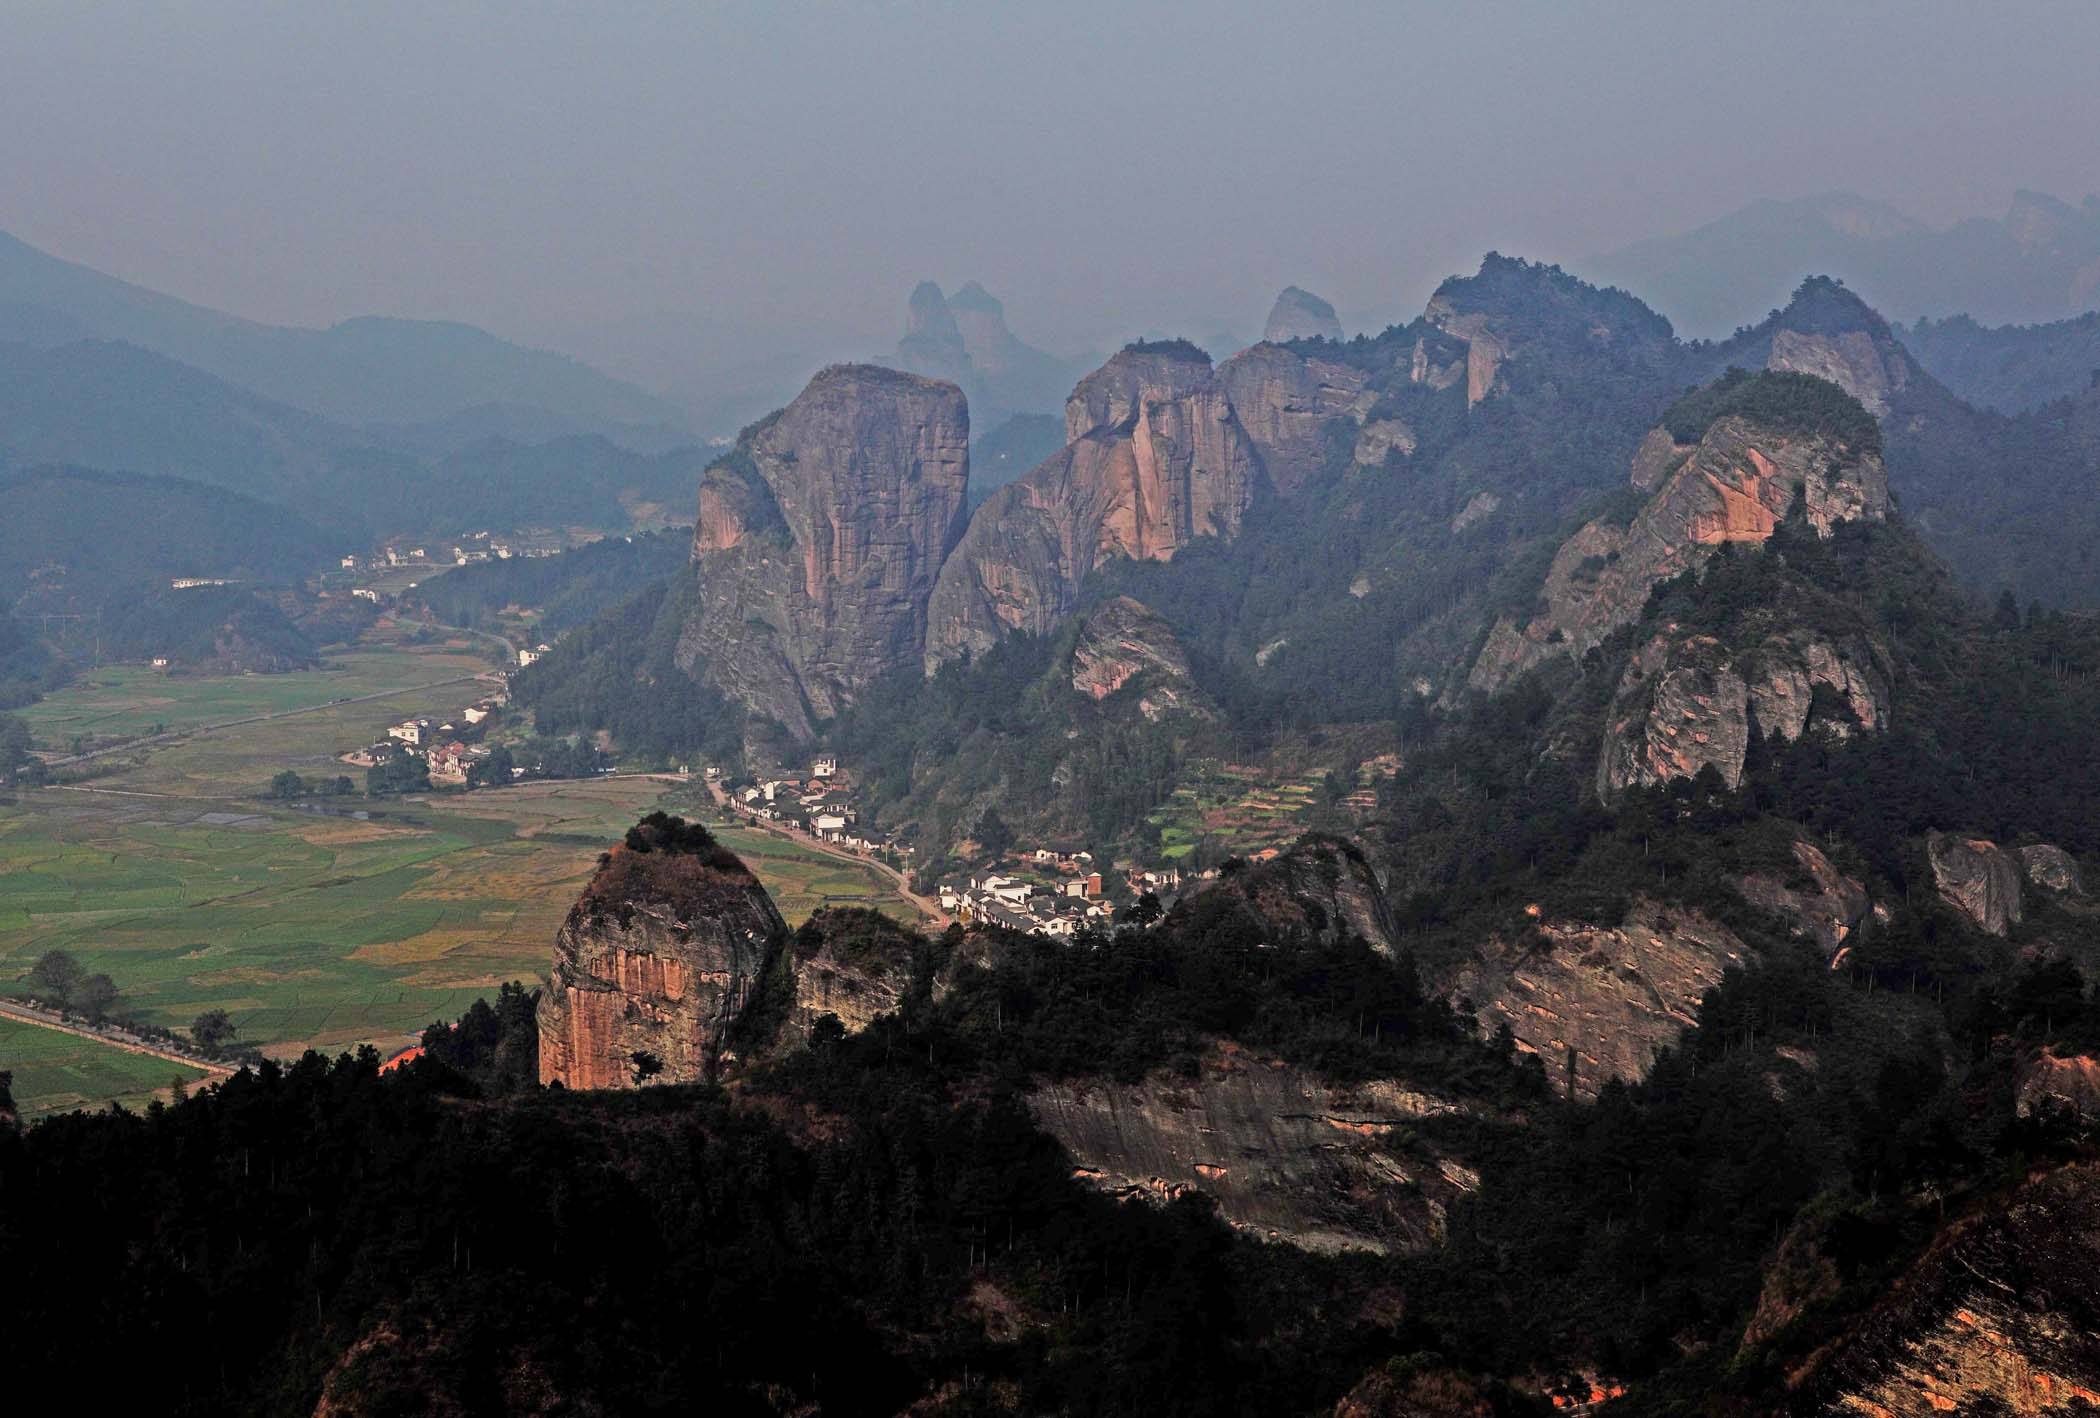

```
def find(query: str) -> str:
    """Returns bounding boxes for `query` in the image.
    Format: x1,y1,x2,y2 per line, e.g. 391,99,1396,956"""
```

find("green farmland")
0,635,917,1117
0,1013,209,1120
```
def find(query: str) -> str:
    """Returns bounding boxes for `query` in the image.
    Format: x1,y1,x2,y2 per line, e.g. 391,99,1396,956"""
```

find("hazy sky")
5,0,2097,382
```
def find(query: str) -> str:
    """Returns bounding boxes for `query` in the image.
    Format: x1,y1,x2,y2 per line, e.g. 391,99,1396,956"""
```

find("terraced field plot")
0,1013,208,1120
1149,764,1326,861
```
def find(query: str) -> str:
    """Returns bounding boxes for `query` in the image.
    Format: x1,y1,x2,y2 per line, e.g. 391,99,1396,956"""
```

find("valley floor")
0,632,907,1117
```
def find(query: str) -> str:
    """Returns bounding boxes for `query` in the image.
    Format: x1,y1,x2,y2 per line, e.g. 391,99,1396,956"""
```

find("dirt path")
704,781,949,926
0,998,237,1082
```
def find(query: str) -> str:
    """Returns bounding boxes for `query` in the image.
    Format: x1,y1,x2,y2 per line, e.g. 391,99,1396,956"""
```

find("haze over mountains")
1589,188,2100,336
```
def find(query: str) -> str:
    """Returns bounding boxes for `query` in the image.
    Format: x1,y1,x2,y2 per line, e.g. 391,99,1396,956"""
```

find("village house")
388,718,433,746
462,705,490,725
811,755,838,779
516,648,543,668
813,812,848,835
340,555,359,570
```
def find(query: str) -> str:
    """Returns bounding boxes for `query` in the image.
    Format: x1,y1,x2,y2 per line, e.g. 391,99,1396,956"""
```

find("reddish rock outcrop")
925,344,1260,665
678,364,968,738
537,816,788,1089
1927,832,2024,936
2021,843,2086,896
1471,410,1889,696
785,907,922,1041
1447,900,1748,1100
1067,596,1209,721
1802,1161,2100,1414
1594,625,1886,799
2016,1050,2100,1123
1216,342,1372,495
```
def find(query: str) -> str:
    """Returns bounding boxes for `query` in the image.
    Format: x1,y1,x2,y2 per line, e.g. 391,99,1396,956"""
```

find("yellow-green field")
0,1014,209,1120
0,637,915,1116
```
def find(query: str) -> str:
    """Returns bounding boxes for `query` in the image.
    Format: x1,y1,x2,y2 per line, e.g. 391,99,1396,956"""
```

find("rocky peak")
1712,276,1921,419
1470,372,1890,696
1424,253,1678,406
925,342,1261,666
900,280,964,358
1063,340,1217,441
1262,285,1344,344
537,815,790,1089
679,364,968,738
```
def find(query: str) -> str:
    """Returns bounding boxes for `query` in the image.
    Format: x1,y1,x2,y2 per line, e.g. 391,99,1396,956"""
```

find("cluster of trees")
0,711,40,788
17,949,121,1024
510,578,745,766
267,770,357,799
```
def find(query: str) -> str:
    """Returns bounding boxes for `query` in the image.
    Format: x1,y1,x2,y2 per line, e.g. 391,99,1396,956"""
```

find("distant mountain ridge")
1588,189,2100,336
0,228,688,438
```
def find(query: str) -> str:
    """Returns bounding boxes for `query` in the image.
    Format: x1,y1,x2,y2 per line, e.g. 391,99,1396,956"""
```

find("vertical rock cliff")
676,364,968,737
924,342,1261,665
537,815,789,1089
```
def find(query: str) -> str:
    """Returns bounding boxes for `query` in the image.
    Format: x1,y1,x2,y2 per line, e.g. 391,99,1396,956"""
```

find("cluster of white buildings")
940,872,1116,939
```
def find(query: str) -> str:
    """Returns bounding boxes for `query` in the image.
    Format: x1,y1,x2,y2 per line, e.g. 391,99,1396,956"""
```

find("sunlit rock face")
1470,411,1889,698
679,364,969,738
537,819,788,1089
925,343,1259,666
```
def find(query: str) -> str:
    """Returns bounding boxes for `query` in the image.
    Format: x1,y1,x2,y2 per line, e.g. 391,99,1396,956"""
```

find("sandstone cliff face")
1734,840,1871,957
925,344,1260,666
678,364,968,737
1594,624,1887,799
1029,1043,1482,1255
1446,900,1748,1100
785,907,922,1042
538,818,789,1089
1470,411,1890,696
1217,836,1399,954
1767,326,1912,419
1067,596,1210,721
1262,285,1344,344
1216,342,1372,494
1928,832,2025,936
1804,1161,2100,1415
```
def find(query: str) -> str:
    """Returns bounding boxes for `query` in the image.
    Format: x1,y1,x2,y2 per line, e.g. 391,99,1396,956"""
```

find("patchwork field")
1149,763,1326,861
0,641,918,1117
0,1013,209,1120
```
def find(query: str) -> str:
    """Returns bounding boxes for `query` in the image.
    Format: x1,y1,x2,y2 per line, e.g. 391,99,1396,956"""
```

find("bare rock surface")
679,364,968,737
1446,899,1748,1100
1928,832,2024,936
1030,1043,1482,1255
538,817,788,1089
